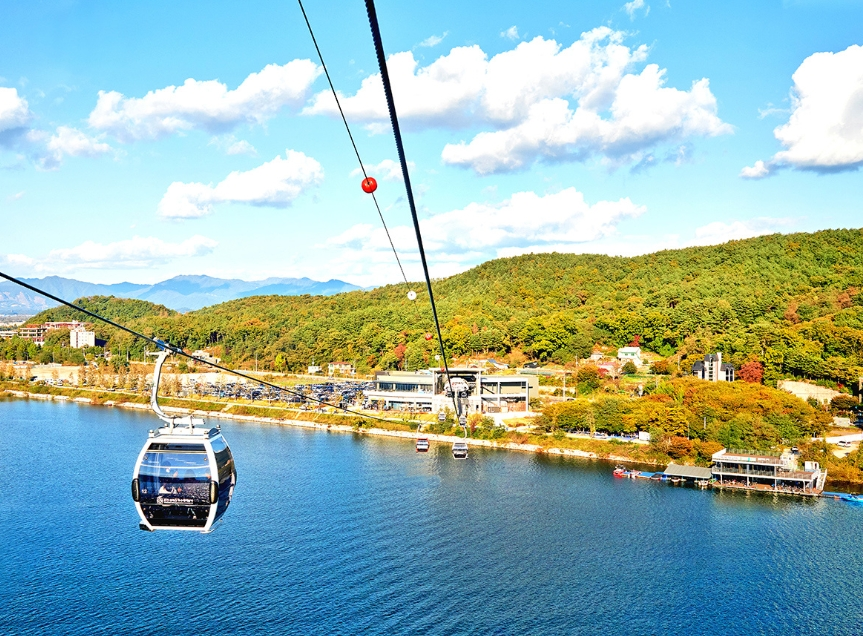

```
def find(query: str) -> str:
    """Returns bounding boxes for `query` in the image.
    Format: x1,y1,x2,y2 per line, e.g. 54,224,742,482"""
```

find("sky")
1,0,862,287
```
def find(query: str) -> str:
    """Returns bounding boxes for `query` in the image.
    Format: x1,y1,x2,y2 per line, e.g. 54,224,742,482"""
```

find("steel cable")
0,271,405,427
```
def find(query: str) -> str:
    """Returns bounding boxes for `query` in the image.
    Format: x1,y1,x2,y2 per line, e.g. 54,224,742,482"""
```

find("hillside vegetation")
8,228,863,391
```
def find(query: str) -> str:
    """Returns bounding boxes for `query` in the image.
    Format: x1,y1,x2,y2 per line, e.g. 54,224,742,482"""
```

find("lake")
1,397,862,635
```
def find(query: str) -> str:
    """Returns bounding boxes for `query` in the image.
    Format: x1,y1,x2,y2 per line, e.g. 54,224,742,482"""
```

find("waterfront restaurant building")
711,448,827,494
365,368,538,414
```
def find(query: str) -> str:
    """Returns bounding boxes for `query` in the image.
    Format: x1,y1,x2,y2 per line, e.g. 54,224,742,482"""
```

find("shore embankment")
0,387,661,467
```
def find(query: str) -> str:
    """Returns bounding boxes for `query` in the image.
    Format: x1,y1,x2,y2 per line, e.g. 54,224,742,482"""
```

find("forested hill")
17,229,863,388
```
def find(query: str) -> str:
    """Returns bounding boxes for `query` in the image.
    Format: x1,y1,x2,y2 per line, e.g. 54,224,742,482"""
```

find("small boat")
613,466,626,477
841,494,863,503
650,474,662,481
696,479,710,489
415,438,429,453
452,441,468,459
628,470,641,479
670,477,682,484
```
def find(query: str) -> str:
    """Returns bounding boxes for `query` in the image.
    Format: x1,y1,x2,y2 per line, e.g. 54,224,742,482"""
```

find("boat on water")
696,479,710,489
613,466,627,477
628,470,641,479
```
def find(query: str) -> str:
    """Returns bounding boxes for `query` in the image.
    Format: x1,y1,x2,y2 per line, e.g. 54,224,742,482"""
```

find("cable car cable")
296,0,410,289
363,0,464,434
0,270,405,427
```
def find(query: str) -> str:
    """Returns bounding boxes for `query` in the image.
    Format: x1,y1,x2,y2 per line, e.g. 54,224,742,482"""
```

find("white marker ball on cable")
407,290,417,301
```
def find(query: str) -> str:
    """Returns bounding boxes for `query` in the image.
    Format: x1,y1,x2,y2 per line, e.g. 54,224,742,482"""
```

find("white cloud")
226,139,257,156
208,135,258,156
38,126,111,170
739,160,771,179
6,190,24,201
306,28,730,173
501,26,520,40
419,32,448,48
322,187,644,284
349,158,413,182
6,235,217,271
747,44,863,174
623,0,649,19
89,60,321,141
158,149,323,218
0,87,32,142
691,218,794,245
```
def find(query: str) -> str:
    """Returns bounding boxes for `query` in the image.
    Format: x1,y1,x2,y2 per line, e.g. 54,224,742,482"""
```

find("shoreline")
0,388,658,468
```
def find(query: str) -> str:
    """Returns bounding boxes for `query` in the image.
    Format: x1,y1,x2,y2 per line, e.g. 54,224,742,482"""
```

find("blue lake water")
1,397,862,635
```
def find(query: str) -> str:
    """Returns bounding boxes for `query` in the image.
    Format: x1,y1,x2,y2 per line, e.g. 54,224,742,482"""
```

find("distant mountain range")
0,275,362,314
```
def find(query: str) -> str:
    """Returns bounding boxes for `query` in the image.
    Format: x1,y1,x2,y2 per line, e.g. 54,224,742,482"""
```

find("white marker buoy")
407,290,417,301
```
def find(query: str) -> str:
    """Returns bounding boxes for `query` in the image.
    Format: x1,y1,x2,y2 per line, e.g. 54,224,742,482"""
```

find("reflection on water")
1,397,862,635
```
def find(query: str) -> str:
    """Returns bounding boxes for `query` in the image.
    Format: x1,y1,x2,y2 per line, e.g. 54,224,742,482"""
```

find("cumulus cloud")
690,218,794,245
306,28,730,173
623,0,649,19
745,44,863,175
6,235,217,271
89,60,321,141
739,160,771,179
323,187,644,284
349,158,413,182
38,126,111,170
0,87,33,144
158,149,323,218
419,32,448,48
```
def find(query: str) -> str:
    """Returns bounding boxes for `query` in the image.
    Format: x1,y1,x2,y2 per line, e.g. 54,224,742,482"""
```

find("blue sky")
1,0,862,287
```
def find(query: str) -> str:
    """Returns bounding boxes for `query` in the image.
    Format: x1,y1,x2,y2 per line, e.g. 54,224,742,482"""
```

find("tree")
621,361,637,375
738,360,764,384
651,359,672,375
831,394,859,414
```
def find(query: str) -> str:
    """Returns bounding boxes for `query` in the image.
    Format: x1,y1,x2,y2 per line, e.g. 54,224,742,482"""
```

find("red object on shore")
361,177,377,193
424,333,433,341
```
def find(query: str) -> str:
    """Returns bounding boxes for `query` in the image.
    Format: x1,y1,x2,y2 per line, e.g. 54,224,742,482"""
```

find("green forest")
7,228,863,393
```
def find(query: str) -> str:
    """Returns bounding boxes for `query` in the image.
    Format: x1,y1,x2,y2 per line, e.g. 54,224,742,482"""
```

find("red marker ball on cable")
424,333,433,341
361,177,377,193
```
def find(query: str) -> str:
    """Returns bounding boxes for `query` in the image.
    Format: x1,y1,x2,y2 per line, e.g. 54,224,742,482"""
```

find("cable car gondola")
131,347,236,532
452,441,469,459
416,437,429,452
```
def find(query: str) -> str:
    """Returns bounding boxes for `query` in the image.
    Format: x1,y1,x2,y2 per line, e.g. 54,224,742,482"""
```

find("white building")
328,362,354,376
70,329,96,349
617,347,643,367
692,352,735,382
365,368,538,414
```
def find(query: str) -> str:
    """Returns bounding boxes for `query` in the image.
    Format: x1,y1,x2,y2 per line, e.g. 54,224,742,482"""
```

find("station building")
364,367,538,414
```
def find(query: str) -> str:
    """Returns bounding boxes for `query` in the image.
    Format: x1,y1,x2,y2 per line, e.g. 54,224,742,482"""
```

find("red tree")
738,360,764,384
